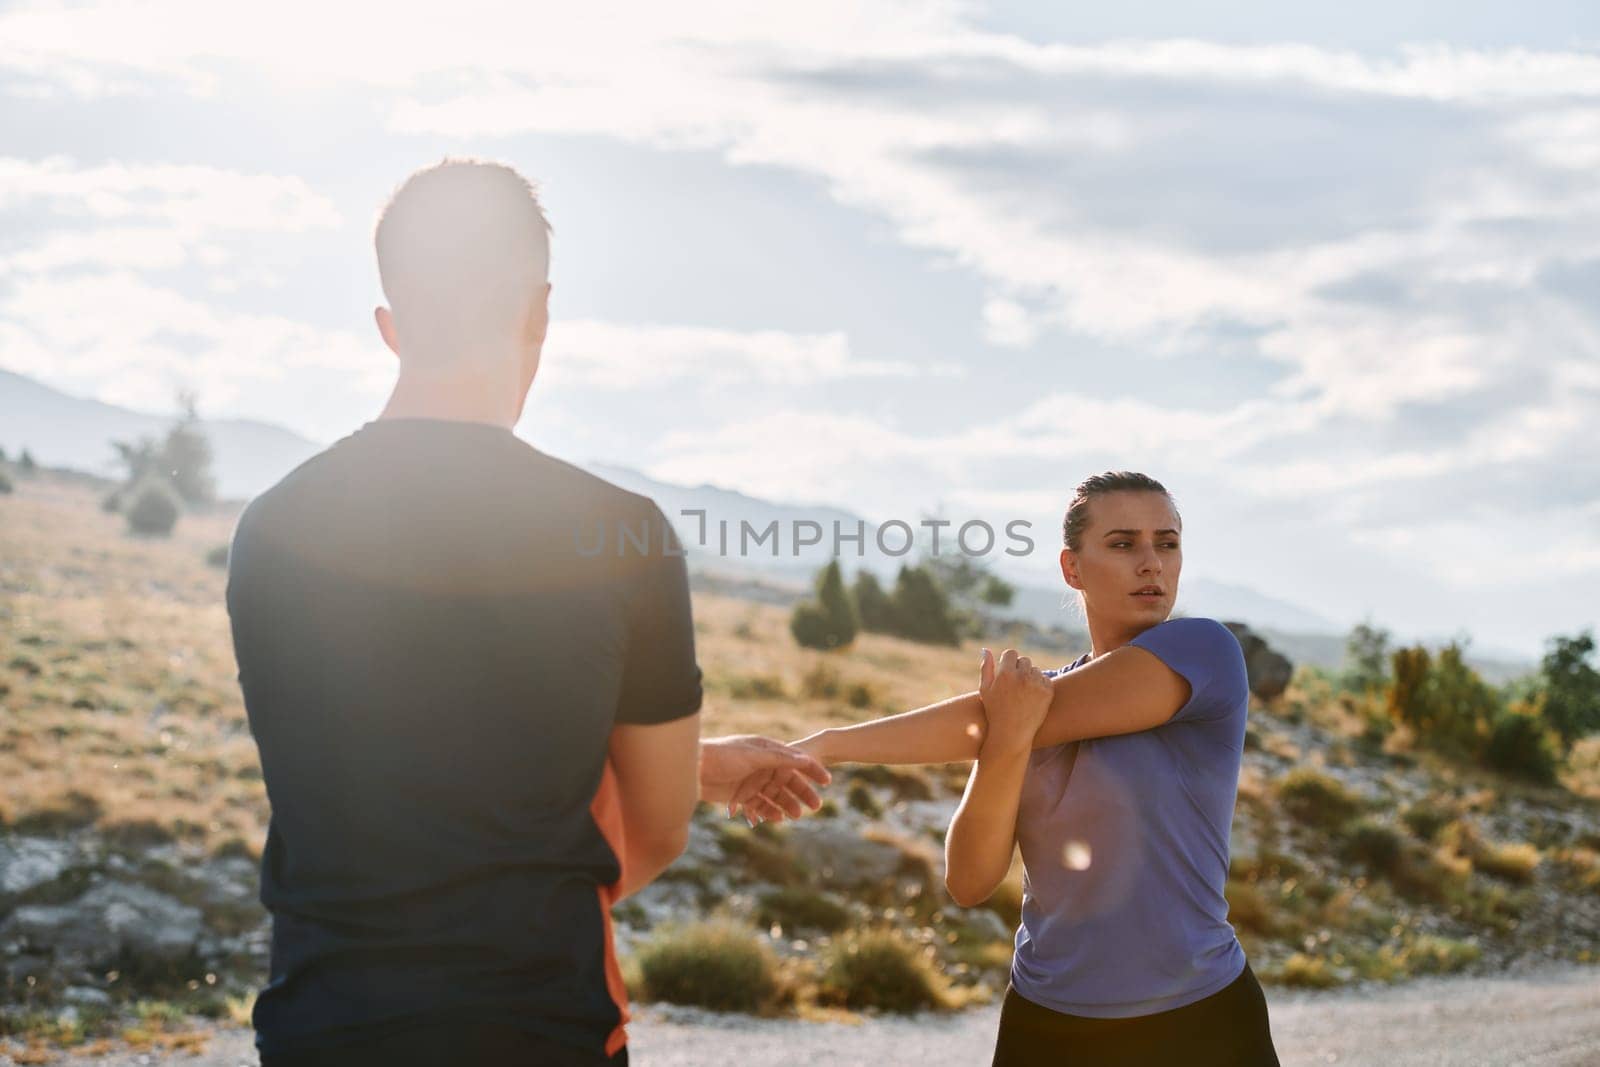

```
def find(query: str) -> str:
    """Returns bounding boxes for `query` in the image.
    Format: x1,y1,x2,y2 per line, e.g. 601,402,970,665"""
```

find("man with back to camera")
224,158,831,1066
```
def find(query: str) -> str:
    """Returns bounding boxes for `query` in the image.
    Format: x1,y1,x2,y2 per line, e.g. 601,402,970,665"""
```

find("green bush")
820,929,951,1012
846,781,882,818
1276,768,1363,829
0,470,11,495
125,479,181,536
1341,819,1403,876
1400,801,1451,842
206,543,231,569
1482,709,1560,784
635,920,780,1012
790,561,858,650
756,887,851,933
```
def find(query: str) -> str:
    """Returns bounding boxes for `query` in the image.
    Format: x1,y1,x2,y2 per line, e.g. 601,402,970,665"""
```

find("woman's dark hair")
1062,471,1178,551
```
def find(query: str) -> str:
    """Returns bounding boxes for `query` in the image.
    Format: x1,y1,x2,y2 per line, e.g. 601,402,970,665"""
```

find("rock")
0,882,202,971
63,984,113,1007
955,907,1013,943
0,837,77,897
783,822,902,890
1222,621,1293,701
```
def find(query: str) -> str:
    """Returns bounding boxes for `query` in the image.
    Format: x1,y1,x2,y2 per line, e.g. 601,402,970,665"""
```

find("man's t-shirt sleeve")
1129,617,1248,725
614,503,704,725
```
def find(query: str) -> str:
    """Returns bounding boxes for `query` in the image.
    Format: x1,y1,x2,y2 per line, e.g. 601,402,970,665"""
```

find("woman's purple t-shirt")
1010,616,1249,1017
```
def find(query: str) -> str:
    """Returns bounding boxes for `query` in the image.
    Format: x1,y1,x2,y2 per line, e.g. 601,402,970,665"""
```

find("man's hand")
977,647,1053,759
700,735,831,822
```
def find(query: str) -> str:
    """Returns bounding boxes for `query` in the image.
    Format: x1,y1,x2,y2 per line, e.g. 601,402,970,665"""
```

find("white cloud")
542,320,918,388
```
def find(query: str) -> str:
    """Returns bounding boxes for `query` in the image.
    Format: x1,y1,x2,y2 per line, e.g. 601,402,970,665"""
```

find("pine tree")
853,571,896,633
890,565,961,647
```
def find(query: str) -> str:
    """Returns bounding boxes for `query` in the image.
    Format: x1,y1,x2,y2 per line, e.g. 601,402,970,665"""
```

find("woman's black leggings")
992,961,1281,1066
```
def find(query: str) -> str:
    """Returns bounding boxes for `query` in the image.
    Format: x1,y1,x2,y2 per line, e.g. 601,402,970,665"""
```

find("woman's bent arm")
943,749,1030,906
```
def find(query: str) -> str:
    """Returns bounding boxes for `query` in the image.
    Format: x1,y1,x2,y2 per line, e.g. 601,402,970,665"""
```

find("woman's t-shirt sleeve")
1128,617,1249,725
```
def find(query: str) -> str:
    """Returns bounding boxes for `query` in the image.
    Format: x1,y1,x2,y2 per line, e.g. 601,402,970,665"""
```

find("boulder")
0,882,203,971
1222,621,1293,702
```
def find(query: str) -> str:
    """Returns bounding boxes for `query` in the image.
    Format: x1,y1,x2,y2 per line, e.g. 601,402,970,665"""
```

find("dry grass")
0,476,1070,855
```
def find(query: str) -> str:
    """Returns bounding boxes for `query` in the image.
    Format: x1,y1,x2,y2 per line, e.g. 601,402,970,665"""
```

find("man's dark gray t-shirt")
225,417,702,1059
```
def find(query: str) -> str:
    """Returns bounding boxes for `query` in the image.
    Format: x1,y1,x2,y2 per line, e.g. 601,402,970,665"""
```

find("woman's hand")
978,647,1053,759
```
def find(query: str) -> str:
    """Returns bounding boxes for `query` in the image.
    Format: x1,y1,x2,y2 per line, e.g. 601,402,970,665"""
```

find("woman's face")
1060,490,1182,627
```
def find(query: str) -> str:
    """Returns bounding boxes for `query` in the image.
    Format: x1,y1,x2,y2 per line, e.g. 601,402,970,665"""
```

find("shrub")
1224,879,1276,935
846,781,882,818
801,661,841,699
1273,953,1341,989
0,470,11,495
1401,802,1451,842
101,489,122,512
205,543,230,569
1482,709,1560,784
756,887,851,934
819,929,951,1012
845,682,875,709
13,790,103,833
726,673,787,700
635,920,780,1013
790,561,858,650
1276,769,1363,829
125,479,181,536
1341,819,1404,876
1474,841,1541,885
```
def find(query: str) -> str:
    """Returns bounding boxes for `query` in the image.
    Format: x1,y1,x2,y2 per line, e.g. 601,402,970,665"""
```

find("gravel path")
19,962,1600,1066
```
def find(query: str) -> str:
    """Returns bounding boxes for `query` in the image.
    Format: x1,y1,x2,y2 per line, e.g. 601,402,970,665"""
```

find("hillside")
1,470,1597,1060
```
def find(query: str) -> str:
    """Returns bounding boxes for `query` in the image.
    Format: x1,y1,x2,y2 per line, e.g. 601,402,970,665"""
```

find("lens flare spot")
965,723,982,739
1062,841,1092,871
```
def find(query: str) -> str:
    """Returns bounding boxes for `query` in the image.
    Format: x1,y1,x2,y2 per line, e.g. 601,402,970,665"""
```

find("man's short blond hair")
374,157,552,360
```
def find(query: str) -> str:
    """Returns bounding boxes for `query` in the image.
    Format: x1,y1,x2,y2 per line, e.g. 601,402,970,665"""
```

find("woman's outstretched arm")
732,643,1194,820
794,644,1190,767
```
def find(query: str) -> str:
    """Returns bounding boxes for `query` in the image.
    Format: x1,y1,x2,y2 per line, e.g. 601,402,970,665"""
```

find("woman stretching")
735,470,1280,1066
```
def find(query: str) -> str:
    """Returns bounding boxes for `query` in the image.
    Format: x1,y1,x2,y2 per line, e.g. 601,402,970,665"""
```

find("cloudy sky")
2,1,1597,659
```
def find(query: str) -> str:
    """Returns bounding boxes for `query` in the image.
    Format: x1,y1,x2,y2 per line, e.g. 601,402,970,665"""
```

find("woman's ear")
1059,547,1081,591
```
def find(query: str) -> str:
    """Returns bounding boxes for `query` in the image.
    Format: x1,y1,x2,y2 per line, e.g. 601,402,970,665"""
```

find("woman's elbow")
944,872,997,910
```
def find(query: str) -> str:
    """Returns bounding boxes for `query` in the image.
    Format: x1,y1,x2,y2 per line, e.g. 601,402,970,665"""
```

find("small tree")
853,571,896,633
18,448,36,474
162,391,216,505
1341,619,1391,694
1538,629,1600,753
0,469,12,495
890,565,961,647
1387,641,1499,757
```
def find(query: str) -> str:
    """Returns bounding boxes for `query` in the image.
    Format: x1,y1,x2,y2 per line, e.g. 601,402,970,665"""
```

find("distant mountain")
0,367,1534,678
0,368,323,502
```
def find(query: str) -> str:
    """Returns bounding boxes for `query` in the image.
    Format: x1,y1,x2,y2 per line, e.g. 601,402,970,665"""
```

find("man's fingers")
998,648,1019,673
1017,655,1032,672
980,647,995,690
